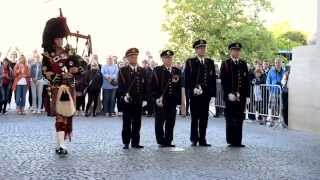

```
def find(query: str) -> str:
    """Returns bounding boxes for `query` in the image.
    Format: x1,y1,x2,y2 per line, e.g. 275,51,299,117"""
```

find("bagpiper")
41,12,80,155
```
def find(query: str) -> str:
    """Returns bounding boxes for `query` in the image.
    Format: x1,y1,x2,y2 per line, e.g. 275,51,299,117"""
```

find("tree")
162,0,277,63
276,31,308,50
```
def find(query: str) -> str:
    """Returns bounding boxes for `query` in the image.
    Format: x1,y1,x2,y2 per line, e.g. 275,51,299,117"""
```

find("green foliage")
276,31,308,51
162,0,278,64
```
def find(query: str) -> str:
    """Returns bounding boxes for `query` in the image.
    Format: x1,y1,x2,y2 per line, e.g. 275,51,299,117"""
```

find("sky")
263,0,317,35
0,0,317,62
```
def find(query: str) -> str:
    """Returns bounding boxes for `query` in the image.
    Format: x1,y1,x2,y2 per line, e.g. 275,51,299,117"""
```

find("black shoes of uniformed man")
159,143,176,148
228,144,246,148
191,141,212,147
132,144,144,149
123,144,144,149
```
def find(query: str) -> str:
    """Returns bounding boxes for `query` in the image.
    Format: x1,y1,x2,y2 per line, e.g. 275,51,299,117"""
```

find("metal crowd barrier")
213,82,286,128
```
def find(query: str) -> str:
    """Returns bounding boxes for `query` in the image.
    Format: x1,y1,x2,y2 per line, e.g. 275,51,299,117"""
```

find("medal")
236,92,240,101
172,75,179,83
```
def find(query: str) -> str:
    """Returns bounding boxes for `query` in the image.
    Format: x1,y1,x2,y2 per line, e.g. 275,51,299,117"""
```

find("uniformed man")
184,40,216,147
220,42,250,147
118,48,147,149
41,15,80,155
152,50,181,147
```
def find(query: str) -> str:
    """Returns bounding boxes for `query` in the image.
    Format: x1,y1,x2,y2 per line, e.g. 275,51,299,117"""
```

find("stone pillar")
288,0,320,133
317,0,320,46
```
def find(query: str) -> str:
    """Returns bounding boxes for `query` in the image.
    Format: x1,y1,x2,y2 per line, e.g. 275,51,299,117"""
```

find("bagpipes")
60,8,93,57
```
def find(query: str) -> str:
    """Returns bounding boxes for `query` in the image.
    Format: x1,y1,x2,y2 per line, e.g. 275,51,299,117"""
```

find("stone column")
288,0,320,133
317,0,320,46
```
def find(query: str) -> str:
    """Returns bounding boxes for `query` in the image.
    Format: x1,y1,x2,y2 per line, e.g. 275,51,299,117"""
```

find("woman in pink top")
12,55,30,115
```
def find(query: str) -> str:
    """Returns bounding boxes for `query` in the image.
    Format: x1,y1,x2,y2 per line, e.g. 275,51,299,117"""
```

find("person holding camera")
84,62,103,117
101,55,119,117
266,58,285,126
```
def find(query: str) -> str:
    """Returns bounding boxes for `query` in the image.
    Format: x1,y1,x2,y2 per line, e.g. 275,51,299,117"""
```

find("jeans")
0,85,9,112
15,85,27,108
102,89,117,113
31,80,44,110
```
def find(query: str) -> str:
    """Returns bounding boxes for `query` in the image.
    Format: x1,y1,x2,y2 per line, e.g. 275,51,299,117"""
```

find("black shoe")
199,143,211,147
92,112,96,117
123,144,129,149
191,141,197,147
165,144,176,148
159,144,167,148
56,147,68,155
235,144,246,148
85,112,90,117
228,144,246,148
132,144,144,149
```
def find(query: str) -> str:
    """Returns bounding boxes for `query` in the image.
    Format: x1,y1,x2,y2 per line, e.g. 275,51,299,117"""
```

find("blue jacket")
266,67,285,94
101,64,119,89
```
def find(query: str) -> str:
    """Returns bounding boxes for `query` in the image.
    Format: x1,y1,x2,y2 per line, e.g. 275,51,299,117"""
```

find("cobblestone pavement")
0,112,319,180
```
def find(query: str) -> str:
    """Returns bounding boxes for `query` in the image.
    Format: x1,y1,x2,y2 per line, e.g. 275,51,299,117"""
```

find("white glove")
193,88,199,95
156,97,163,107
228,93,236,102
198,88,203,95
246,97,250,105
210,97,216,105
142,101,148,107
124,93,131,103
193,86,203,96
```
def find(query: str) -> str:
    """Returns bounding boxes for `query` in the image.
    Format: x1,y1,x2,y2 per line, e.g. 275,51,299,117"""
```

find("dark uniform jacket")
184,57,216,97
118,65,147,104
220,58,250,102
151,65,182,105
